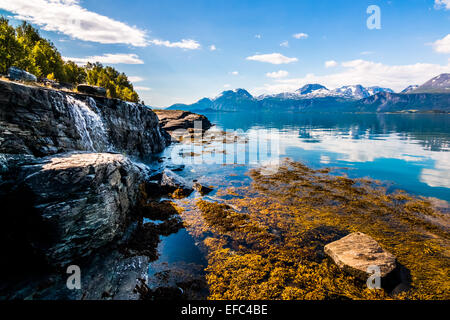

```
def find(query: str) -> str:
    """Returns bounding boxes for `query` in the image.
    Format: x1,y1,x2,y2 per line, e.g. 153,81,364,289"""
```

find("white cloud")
134,86,152,91
0,0,148,46
435,0,450,10
253,59,450,94
280,41,289,48
266,70,289,79
128,76,145,83
224,84,231,88
293,33,308,40
209,45,217,51
63,53,144,65
230,71,239,76
433,34,450,53
149,39,201,50
255,34,262,39
265,128,450,188
246,53,298,65
325,60,338,68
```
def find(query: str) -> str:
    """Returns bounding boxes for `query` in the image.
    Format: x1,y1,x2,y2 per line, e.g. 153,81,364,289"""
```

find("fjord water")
186,112,450,202
149,112,449,295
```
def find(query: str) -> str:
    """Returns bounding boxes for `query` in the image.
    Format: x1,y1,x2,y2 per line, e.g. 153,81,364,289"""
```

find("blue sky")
0,0,449,107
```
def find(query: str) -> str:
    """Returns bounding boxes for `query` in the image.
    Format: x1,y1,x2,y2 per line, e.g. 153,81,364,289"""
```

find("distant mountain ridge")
257,84,395,100
168,74,450,113
410,73,450,94
401,85,419,94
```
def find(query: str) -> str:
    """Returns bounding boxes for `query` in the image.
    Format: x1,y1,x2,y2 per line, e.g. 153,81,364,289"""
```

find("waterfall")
66,95,111,152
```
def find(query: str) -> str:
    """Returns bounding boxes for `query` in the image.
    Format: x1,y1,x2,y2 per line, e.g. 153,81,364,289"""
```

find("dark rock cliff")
0,80,170,158
0,80,173,300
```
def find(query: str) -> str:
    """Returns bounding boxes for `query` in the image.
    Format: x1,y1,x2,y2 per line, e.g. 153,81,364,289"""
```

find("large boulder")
0,80,170,158
8,67,37,82
324,232,397,280
1,152,149,267
76,84,107,97
154,110,212,134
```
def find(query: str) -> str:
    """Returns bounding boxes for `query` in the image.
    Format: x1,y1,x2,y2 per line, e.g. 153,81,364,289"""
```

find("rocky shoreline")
1,80,448,300
0,80,203,300
154,109,212,133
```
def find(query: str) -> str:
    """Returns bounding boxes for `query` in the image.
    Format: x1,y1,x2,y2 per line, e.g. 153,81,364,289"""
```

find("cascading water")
66,95,111,152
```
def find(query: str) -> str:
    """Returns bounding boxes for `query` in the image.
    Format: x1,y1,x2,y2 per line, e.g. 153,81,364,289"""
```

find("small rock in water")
166,164,185,172
324,232,397,280
193,182,214,196
160,169,193,196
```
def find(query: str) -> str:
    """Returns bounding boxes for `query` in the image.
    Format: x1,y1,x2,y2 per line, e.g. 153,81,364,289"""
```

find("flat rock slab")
324,232,397,279
154,110,212,133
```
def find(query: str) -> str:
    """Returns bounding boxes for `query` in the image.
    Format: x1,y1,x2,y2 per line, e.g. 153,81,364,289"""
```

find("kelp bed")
177,160,449,300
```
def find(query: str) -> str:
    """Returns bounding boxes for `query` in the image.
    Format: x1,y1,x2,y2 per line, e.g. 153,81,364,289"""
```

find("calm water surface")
149,112,450,290
174,112,450,201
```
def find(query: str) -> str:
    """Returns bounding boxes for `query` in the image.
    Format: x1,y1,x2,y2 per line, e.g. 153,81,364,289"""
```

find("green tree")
15,21,41,73
63,61,86,84
85,62,139,102
14,22,65,80
30,39,65,79
0,18,23,74
0,18,140,102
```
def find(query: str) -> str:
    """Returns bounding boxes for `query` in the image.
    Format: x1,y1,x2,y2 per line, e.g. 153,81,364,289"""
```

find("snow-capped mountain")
259,84,394,100
297,84,328,95
412,73,450,93
258,84,333,100
167,74,448,112
400,85,419,94
332,85,368,99
366,86,395,96
328,85,394,99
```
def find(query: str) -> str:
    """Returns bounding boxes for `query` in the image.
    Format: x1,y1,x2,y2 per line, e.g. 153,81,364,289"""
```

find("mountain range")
168,73,450,113
257,84,395,100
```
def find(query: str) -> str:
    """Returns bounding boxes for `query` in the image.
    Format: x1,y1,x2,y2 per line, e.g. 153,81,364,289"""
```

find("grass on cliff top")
179,160,449,300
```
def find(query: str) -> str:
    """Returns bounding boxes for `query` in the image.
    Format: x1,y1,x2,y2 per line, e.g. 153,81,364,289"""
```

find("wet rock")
154,110,212,135
0,80,171,158
37,78,74,91
160,169,193,196
83,254,149,301
139,200,180,220
8,67,37,82
324,232,397,280
5,152,150,267
136,280,184,301
166,164,185,172
1,249,150,301
193,182,214,196
0,80,174,300
76,84,107,97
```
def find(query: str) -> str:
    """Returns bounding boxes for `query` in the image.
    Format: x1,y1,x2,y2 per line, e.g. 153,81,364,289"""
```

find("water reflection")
173,112,449,201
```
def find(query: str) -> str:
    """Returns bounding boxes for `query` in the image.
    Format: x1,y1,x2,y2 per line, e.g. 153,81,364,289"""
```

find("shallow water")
167,112,450,201
148,112,450,296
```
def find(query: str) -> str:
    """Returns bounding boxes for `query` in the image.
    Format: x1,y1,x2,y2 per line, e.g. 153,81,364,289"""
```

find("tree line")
0,18,140,103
